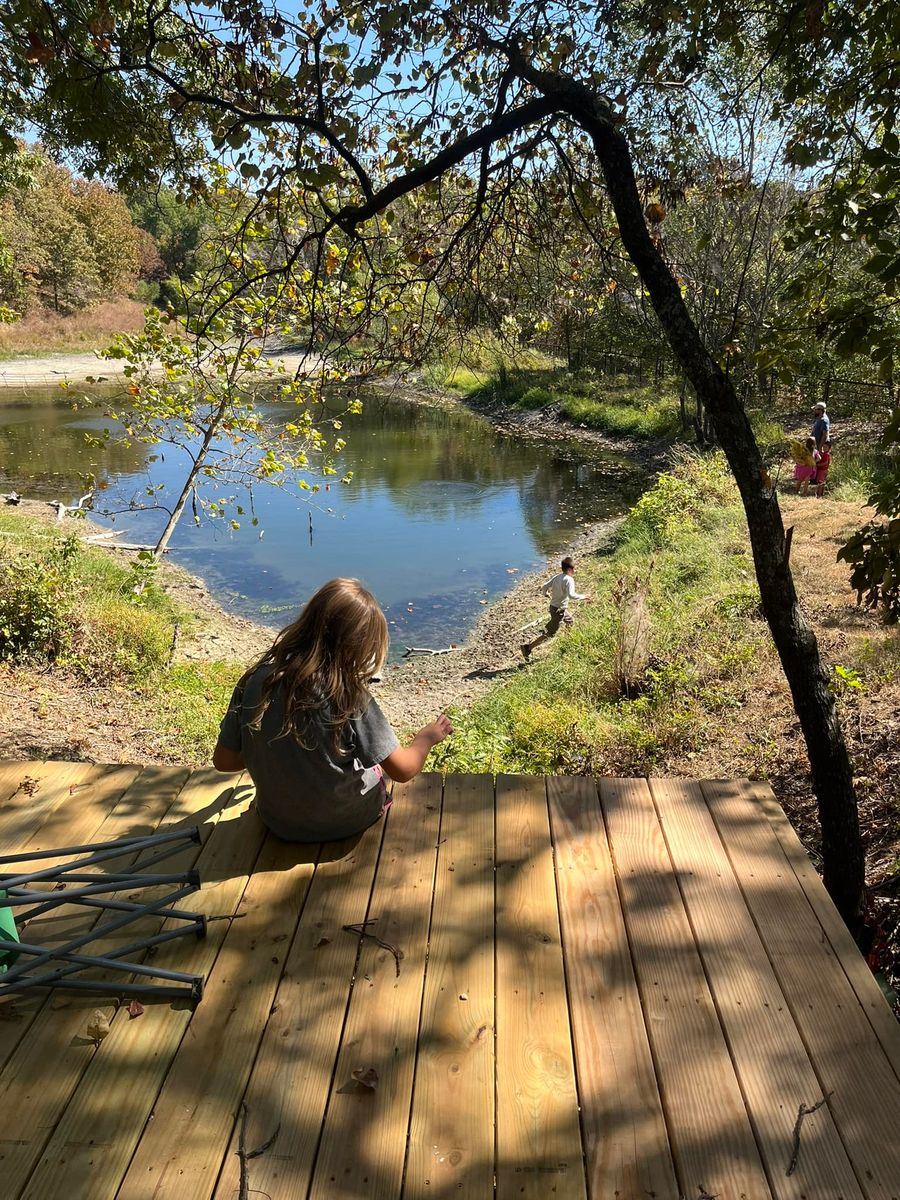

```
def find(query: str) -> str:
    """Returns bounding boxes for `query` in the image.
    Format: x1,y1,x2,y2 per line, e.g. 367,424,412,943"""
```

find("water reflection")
0,385,142,495
0,386,640,654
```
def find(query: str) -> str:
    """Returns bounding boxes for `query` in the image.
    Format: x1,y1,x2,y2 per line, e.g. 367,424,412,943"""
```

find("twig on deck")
342,918,404,977
786,1093,831,1176
237,1101,280,1200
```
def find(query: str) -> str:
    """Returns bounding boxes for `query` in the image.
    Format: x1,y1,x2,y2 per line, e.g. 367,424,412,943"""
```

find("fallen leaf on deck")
314,936,331,948
86,1010,110,1045
458,993,468,1001
127,1000,144,1020
351,1066,379,1090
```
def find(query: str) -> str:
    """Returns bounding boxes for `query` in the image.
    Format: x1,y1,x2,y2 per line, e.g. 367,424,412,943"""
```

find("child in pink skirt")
794,437,820,495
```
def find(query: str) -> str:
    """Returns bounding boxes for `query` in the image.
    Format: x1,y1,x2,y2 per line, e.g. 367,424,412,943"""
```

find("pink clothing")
794,449,820,482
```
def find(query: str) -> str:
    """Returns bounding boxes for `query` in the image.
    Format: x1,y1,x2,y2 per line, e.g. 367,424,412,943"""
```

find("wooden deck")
0,761,898,1200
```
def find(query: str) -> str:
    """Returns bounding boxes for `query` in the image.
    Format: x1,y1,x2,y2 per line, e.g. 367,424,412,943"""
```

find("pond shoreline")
372,372,674,472
0,378,663,746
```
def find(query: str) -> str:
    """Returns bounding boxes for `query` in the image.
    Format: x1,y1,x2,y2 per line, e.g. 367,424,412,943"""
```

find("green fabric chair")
0,892,20,971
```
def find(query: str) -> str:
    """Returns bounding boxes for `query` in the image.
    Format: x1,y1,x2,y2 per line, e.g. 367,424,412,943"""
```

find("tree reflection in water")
1,386,641,649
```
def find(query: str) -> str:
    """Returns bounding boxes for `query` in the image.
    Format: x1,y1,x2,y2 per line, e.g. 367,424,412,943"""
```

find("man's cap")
813,402,826,411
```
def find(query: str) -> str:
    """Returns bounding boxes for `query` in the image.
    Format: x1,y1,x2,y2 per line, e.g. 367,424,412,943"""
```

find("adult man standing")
812,402,831,450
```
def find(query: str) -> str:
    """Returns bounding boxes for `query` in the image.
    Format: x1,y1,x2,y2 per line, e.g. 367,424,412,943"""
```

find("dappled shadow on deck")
0,763,898,1200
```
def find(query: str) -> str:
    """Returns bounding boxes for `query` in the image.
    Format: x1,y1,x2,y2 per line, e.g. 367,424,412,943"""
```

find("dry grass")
0,299,146,357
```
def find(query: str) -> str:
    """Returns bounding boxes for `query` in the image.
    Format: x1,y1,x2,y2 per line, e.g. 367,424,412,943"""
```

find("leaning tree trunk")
585,113,865,930
331,58,865,930
153,394,230,557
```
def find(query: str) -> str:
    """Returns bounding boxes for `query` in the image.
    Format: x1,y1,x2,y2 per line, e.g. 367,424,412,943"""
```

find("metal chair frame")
0,826,207,1002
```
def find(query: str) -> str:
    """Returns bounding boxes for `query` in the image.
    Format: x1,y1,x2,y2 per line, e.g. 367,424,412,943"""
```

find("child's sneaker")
520,643,532,661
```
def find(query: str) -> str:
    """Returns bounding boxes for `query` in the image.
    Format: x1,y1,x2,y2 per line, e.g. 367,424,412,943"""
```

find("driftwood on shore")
402,645,456,658
1,493,161,552
48,491,94,521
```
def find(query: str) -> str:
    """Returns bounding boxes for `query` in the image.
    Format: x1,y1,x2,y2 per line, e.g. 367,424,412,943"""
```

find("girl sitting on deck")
212,578,452,841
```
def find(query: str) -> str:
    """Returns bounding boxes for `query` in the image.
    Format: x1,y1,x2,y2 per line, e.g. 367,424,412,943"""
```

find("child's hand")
422,713,453,745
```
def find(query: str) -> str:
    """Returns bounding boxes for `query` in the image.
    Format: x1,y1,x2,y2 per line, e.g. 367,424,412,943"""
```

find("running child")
213,578,452,842
521,556,590,661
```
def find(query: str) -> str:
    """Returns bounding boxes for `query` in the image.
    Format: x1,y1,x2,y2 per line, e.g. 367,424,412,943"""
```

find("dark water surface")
0,386,641,657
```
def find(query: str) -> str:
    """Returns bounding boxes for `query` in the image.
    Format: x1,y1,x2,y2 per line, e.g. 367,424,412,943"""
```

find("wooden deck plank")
494,774,586,1200
599,778,773,1200
404,774,495,1199
2,771,249,1200
0,761,44,806
309,775,442,1200
702,779,900,1199
115,833,318,1200
0,763,896,1200
0,760,103,849
7,763,143,868
0,765,180,1072
212,819,386,1200
649,777,864,1199
750,780,900,1083
547,775,678,1200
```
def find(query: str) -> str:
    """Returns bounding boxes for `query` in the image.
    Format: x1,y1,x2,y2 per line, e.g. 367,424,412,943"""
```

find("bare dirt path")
0,350,323,389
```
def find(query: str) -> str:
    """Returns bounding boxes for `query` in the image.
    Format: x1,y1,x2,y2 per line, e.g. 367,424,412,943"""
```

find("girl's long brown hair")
248,578,389,753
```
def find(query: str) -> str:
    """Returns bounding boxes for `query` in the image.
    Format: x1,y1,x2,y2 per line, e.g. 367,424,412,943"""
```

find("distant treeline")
0,144,205,317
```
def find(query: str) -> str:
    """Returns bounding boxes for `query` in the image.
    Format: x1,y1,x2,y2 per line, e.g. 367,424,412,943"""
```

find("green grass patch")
458,366,683,440
430,452,761,776
148,661,243,763
0,511,247,763
827,441,897,501
437,365,491,394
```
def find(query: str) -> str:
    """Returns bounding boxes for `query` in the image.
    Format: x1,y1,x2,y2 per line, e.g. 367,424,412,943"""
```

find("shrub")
517,386,554,410
0,517,177,682
624,452,734,546
0,533,79,663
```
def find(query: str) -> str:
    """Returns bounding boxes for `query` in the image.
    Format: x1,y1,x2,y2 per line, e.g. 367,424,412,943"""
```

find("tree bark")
582,112,865,929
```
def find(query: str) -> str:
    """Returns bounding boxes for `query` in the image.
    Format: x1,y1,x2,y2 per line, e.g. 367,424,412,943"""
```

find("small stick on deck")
786,1093,831,1176
342,918,404,977
237,1101,280,1200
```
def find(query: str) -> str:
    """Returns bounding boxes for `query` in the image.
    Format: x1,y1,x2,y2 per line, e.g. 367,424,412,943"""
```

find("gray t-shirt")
218,664,399,842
